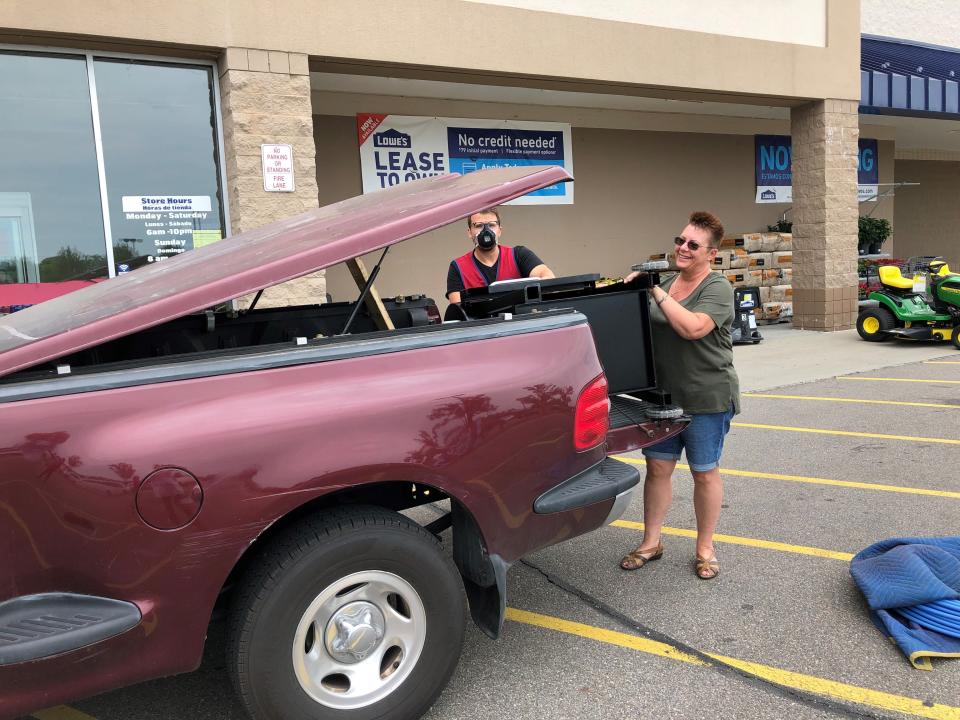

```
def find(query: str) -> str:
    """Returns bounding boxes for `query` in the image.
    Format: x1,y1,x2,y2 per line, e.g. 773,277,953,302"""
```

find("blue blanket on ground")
850,536,960,669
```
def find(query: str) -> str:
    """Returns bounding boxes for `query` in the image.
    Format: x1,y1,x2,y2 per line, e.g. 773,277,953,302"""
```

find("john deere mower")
856,259,960,349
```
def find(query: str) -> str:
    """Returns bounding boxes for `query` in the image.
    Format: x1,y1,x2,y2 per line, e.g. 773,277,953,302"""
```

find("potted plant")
858,216,892,255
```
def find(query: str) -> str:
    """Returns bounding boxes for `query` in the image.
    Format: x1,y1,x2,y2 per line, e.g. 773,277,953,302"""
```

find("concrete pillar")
790,99,860,331
218,47,324,307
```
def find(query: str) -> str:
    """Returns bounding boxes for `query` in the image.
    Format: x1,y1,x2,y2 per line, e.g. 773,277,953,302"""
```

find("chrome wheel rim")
292,570,426,710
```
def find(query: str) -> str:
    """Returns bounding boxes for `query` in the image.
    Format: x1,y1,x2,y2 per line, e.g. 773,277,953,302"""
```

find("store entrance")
0,193,38,284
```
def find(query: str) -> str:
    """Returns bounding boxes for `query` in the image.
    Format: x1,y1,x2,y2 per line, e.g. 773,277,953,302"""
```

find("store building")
0,1,865,330
860,0,960,269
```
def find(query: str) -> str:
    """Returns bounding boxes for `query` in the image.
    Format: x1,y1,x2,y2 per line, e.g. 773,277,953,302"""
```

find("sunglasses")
674,236,712,252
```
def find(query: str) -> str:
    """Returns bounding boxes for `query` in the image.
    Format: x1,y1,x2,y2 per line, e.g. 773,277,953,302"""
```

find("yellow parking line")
732,422,960,445
507,608,706,664
610,519,853,561
743,392,960,410
838,376,960,385
506,608,960,720
31,707,98,720
924,361,960,365
615,456,960,499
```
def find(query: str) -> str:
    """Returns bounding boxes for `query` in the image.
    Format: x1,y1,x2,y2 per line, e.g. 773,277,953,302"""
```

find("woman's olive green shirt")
648,272,741,415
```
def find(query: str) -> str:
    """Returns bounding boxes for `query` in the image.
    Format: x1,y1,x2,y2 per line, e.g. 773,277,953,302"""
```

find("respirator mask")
475,223,498,251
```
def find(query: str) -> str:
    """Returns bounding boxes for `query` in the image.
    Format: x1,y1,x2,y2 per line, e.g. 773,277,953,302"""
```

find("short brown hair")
467,207,501,227
688,211,724,248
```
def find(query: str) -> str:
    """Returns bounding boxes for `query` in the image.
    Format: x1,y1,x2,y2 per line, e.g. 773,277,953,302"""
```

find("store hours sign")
120,195,218,260
356,114,574,205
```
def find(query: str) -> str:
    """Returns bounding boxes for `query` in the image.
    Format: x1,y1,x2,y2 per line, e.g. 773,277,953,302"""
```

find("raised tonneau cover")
0,166,571,379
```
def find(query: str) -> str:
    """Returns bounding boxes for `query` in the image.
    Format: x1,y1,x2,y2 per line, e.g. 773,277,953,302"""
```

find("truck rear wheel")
227,505,465,720
856,307,895,341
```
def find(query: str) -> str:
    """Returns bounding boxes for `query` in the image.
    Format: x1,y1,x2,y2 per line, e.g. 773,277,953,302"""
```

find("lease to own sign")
261,144,295,192
356,114,574,205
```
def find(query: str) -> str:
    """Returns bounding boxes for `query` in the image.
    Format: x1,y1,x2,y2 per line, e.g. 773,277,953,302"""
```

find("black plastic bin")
459,274,658,395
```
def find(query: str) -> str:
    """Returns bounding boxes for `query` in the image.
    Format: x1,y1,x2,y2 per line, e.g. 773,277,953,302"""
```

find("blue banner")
447,128,564,160
858,138,878,186
755,135,793,187
446,127,566,197
754,135,879,203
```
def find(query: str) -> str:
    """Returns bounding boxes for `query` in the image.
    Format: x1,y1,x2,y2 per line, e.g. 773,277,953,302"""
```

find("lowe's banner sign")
357,114,573,205
754,135,879,203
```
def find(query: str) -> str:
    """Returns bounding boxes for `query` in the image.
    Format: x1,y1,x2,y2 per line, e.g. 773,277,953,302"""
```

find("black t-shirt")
446,245,545,297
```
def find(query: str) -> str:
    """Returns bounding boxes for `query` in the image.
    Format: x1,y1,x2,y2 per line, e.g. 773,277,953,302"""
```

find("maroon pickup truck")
0,166,687,720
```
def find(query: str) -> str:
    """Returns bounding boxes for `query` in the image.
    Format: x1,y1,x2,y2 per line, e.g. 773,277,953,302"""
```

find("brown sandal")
620,542,663,571
695,553,720,580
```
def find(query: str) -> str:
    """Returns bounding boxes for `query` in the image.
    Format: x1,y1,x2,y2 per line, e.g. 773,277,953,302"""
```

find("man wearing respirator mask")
445,207,555,305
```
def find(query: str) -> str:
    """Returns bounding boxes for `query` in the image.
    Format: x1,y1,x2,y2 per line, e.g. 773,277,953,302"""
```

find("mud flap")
452,503,510,638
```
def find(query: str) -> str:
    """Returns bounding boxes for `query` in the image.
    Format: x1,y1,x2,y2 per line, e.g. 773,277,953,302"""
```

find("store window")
95,59,225,271
0,49,225,305
0,52,105,285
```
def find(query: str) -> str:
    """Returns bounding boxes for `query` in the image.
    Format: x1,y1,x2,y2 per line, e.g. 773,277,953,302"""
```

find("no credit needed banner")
357,114,573,205
754,135,879,203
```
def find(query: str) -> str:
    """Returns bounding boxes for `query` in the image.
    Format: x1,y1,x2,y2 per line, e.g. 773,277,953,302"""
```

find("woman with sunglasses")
619,211,740,580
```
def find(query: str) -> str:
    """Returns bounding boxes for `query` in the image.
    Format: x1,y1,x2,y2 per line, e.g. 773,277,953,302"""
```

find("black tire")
227,505,465,720
856,307,895,342
952,325,960,350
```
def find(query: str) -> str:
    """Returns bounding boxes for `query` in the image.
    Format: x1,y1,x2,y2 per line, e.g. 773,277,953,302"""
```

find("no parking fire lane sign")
261,144,295,192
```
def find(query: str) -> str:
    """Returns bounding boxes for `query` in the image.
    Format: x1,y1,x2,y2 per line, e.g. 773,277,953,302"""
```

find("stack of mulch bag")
647,231,794,323
714,232,793,323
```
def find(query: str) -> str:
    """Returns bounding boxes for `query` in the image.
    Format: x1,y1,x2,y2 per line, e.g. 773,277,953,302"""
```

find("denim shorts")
642,404,735,472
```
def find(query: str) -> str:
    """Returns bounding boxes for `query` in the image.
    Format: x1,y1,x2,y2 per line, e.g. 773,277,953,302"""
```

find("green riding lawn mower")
857,258,960,349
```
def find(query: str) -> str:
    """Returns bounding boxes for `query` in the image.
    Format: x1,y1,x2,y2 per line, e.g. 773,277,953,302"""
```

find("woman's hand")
648,285,667,306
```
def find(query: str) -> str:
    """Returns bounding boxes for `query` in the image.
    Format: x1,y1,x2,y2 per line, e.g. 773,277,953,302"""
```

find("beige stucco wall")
317,113,895,309
1,0,859,103
862,0,960,48
892,160,960,268
464,0,828,47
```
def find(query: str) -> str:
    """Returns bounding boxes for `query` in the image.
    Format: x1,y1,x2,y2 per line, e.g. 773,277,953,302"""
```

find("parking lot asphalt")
23,333,960,720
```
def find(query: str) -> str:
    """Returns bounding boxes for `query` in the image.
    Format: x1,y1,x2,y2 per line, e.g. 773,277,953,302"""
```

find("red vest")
454,246,521,290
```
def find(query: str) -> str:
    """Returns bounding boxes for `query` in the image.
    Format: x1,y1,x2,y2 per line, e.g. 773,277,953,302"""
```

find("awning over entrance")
861,35,960,117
